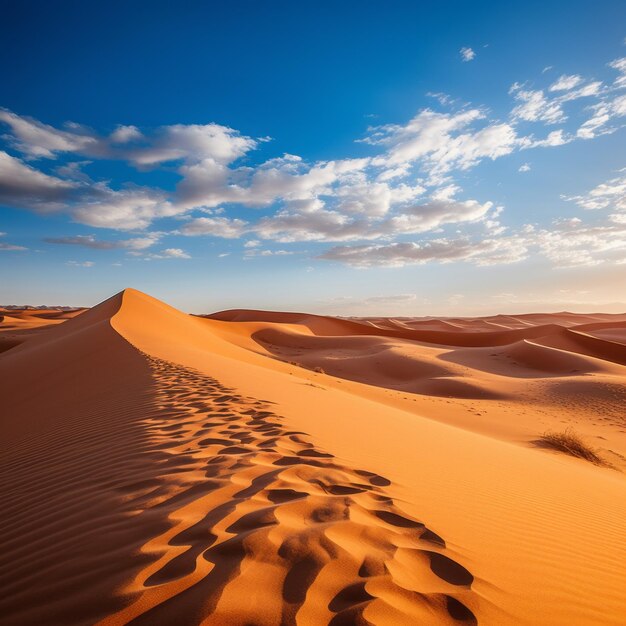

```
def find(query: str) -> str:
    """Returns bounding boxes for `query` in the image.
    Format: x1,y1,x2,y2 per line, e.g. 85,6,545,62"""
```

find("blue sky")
1,1,625,314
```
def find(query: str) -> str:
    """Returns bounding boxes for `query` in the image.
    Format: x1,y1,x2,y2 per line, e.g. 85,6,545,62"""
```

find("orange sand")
0,289,624,625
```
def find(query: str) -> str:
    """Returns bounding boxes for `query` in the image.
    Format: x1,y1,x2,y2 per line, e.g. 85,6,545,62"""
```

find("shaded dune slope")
0,294,161,625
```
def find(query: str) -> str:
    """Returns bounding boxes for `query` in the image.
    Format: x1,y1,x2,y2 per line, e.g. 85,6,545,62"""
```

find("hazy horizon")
2,285,626,318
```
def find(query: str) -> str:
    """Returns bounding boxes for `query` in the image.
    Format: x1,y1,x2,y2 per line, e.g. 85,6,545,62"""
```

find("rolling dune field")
1,289,625,626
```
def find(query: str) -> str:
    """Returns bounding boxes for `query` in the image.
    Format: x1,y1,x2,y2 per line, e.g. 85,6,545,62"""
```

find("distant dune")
1,290,625,625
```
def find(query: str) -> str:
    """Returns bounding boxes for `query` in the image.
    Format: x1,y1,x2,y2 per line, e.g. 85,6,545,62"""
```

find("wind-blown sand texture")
1,289,625,625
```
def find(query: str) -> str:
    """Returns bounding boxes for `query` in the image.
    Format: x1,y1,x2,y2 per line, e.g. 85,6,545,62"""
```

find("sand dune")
533,327,626,366
0,306,84,327
0,307,86,354
1,290,625,625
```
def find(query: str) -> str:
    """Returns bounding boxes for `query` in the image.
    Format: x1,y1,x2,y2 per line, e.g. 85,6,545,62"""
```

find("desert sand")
0,289,625,625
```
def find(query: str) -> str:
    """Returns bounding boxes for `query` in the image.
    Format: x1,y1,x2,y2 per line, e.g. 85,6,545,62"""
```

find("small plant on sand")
313,366,325,374
537,428,606,466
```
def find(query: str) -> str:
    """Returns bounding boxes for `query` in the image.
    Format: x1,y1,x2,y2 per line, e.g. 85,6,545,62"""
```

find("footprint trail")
100,355,478,626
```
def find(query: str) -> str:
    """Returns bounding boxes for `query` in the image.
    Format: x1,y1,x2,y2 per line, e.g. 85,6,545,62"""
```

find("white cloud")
250,191,492,244
510,87,566,124
0,109,101,159
0,110,258,166
366,109,518,180
549,74,583,91
524,129,570,148
0,150,78,211
510,76,603,129
109,125,142,144
66,260,94,267
318,213,626,269
125,234,163,250
319,236,528,268
460,47,476,62
254,205,356,242
427,92,455,107
519,163,531,172
244,248,293,258
534,218,626,267
576,106,611,139
335,180,422,217
124,123,257,167
0,150,175,230
136,247,191,260
174,158,236,208
71,186,172,230
562,173,626,212
156,248,190,259
577,93,626,139
609,56,626,89
560,81,602,101
242,157,340,205
389,198,493,234
174,155,365,211
179,216,248,238
43,232,161,250
317,169,626,269
376,164,410,181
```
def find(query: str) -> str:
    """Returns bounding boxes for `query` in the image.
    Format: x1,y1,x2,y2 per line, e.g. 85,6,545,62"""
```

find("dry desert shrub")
538,428,607,466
